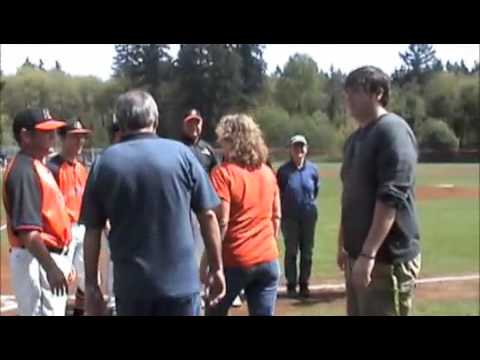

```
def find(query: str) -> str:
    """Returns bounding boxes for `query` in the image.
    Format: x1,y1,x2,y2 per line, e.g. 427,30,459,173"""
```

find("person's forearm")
218,221,228,242
198,210,223,272
214,201,230,242
337,221,344,250
20,231,57,273
273,218,281,240
361,200,396,257
84,228,102,288
273,191,281,240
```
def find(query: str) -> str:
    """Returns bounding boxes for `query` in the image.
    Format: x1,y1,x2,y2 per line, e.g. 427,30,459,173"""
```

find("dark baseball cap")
183,109,203,124
58,118,91,136
13,108,66,132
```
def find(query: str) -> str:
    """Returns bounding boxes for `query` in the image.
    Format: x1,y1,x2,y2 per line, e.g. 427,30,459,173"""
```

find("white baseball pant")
68,223,86,292
10,247,72,316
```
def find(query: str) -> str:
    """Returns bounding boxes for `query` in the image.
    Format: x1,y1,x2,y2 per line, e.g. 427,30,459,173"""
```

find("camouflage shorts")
345,254,421,316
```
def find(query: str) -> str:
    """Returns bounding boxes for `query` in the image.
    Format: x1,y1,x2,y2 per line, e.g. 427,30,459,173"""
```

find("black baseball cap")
183,109,203,124
58,118,91,136
13,108,66,133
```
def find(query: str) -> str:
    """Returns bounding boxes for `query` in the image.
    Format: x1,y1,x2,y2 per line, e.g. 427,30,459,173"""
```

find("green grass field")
1,163,479,315
271,162,479,280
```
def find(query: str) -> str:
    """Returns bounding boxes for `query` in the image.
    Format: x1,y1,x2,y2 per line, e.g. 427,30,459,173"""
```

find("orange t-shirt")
3,153,72,249
47,155,89,223
210,162,280,268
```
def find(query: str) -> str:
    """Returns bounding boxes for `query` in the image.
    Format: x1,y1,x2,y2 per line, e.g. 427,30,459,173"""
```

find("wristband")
360,253,375,260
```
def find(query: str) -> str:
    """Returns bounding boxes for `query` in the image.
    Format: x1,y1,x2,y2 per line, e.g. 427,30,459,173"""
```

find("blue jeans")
116,293,201,316
206,260,280,316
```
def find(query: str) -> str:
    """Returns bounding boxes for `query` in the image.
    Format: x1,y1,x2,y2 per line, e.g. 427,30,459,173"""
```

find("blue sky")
1,44,478,81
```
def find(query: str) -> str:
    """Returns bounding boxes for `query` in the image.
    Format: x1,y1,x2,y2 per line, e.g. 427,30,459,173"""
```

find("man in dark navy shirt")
339,66,421,316
277,135,319,298
80,90,225,316
180,109,219,174
180,109,221,310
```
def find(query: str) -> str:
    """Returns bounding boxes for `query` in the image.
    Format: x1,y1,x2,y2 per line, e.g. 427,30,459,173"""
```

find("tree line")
1,44,478,156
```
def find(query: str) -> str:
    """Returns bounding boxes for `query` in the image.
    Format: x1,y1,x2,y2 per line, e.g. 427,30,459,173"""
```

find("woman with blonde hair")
201,114,281,316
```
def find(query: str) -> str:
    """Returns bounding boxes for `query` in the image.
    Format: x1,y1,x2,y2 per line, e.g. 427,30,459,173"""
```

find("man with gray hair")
80,90,225,316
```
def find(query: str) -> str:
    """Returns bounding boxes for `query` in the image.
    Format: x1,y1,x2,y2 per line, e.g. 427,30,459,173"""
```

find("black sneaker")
287,284,297,298
299,284,310,298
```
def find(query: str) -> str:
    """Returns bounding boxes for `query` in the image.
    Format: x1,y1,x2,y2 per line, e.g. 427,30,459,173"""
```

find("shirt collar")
121,132,158,143
181,135,200,146
57,154,77,166
290,159,307,171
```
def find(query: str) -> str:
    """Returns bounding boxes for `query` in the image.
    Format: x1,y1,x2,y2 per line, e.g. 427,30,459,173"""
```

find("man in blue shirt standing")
277,135,319,298
80,90,225,316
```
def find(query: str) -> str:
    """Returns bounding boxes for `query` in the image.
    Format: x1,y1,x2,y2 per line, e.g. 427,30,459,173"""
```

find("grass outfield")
1,163,479,278
1,163,479,315
271,162,479,280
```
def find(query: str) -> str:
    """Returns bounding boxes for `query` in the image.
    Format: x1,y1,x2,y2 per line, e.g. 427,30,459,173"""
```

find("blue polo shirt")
79,133,220,299
277,160,320,219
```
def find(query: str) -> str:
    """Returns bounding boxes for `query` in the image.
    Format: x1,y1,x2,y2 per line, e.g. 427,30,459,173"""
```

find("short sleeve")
187,151,221,213
209,165,231,204
376,122,418,208
5,163,43,232
311,164,320,198
79,157,107,229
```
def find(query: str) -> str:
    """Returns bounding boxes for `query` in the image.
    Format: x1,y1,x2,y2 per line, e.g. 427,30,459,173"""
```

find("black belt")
46,246,69,256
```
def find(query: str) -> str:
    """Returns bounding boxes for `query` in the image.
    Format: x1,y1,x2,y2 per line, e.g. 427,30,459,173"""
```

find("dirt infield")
229,278,479,316
416,186,479,201
319,170,339,178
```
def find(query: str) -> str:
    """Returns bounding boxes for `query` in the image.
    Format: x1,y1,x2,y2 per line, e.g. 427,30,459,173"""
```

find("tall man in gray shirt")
338,66,421,316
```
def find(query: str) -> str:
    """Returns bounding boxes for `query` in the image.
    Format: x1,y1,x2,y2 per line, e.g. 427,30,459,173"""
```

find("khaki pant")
345,254,421,316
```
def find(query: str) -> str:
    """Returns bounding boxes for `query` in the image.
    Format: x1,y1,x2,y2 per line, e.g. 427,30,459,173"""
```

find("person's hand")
46,265,69,296
85,285,106,316
206,269,226,307
67,268,77,285
352,256,375,290
337,247,348,272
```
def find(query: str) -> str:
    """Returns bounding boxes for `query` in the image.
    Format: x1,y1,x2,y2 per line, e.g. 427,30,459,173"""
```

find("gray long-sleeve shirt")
340,113,421,264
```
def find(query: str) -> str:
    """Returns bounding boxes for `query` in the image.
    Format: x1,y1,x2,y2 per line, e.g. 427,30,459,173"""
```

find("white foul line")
2,274,478,314
277,274,480,293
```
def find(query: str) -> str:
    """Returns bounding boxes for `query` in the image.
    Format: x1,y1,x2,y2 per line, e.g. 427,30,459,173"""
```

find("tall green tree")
173,44,242,140
112,44,174,135
172,44,266,141
112,44,172,91
325,66,347,128
274,54,328,116
235,44,267,106
398,44,438,84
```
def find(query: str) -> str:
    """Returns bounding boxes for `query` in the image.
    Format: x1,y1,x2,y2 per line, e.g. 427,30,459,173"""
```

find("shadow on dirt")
278,289,346,307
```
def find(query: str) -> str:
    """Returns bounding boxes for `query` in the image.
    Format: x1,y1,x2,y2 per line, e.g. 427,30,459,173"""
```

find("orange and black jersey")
2,152,72,249
47,154,89,223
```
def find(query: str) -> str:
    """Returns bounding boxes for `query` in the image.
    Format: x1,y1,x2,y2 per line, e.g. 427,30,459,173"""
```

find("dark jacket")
181,136,219,174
